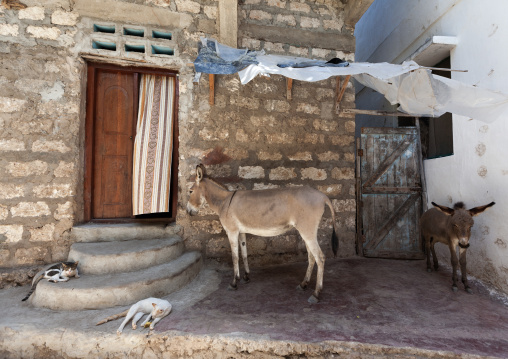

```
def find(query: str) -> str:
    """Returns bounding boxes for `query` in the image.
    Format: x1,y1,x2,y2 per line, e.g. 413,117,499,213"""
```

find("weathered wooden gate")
358,127,425,259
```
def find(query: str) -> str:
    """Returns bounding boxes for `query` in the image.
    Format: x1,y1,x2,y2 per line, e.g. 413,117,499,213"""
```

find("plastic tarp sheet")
194,38,508,123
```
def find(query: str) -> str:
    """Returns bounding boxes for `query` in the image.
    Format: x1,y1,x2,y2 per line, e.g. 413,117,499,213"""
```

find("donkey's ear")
432,202,455,216
196,164,205,183
469,201,495,216
152,303,157,308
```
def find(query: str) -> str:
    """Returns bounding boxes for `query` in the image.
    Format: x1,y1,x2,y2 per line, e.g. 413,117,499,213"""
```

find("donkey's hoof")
465,287,474,294
296,284,307,291
308,295,319,304
427,268,432,273
452,285,458,292
228,284,238,291
242,274,250,283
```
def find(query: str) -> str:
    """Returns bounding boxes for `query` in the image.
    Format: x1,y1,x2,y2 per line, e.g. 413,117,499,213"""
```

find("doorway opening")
84,62,179,223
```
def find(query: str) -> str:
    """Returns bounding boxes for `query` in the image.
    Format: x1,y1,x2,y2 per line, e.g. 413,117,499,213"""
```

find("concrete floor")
2,257,508,358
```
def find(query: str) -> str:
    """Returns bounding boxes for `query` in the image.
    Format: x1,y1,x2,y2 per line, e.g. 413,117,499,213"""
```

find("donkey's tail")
96,309,129,325
325,197,339,257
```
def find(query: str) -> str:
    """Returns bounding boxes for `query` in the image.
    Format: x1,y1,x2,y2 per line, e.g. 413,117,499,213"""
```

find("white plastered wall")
355,0,508,293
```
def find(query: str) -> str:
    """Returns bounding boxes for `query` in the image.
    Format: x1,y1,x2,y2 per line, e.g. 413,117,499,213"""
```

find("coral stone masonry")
0,0,356,278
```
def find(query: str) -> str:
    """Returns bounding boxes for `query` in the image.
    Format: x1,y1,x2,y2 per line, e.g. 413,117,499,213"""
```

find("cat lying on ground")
96,297,172,335
21,261,80,302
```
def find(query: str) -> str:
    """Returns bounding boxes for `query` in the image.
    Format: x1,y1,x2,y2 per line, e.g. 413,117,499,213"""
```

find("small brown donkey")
420,201,495,293
186,164,339,303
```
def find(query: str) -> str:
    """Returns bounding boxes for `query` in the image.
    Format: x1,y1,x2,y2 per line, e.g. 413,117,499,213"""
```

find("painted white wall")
355,0,508,293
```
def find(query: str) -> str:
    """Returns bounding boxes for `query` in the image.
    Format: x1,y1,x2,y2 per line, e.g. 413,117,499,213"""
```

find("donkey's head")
432,201,495,248
186,164,207,216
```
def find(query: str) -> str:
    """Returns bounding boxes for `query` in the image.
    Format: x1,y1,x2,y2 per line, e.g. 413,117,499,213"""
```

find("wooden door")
92,69,138,219
359,127,424,259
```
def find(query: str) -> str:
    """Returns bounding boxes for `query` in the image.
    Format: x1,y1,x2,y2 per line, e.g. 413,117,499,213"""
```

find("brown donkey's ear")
468,201,495,216
196,164,205,183
431,202,455,216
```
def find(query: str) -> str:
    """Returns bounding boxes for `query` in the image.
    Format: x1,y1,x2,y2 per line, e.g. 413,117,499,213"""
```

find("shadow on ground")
1,257,508,358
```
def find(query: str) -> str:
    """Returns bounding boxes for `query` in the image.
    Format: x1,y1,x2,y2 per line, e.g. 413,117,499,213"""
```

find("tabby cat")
21,261,79,302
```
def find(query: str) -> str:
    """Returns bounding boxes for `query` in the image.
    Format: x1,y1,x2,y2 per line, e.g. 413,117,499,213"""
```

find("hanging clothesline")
193,38,508,124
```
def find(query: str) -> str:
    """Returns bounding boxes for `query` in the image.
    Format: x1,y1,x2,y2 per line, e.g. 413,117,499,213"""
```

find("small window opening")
92,40,117,51
124,28,145,37
125,44,145,53
151,45,174,56
152,30,172,40
93,24,115,34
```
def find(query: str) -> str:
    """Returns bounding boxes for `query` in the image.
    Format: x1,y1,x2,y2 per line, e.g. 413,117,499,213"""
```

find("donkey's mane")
204,176,229,191
454,202,466,210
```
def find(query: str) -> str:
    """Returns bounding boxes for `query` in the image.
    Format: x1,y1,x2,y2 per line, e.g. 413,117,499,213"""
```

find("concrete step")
71,223,182,243
30,251,202,310
67,236,184,275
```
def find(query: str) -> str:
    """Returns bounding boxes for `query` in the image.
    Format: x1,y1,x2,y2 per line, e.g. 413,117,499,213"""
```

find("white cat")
96,297,172,335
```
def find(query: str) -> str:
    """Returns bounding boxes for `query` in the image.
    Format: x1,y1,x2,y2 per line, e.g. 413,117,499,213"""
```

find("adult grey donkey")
420,201,495,293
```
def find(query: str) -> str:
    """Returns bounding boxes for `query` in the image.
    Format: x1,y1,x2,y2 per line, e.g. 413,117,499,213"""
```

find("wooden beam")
286,78,293,101
335,75,351,114
340,109,429,118
209,74,215,105
219,0,237,47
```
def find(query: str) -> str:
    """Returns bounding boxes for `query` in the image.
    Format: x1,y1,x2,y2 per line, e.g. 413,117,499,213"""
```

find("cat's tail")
21,276,43,302
96,309,129,325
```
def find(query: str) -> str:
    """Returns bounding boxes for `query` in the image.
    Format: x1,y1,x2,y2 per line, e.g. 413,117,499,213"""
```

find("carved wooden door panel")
92,69,138,219
359,127,425,259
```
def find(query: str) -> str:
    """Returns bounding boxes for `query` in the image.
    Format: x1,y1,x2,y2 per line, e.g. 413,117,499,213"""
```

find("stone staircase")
30,223,202,310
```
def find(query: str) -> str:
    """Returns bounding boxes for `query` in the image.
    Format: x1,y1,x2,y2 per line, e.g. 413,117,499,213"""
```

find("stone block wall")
0,0,356,273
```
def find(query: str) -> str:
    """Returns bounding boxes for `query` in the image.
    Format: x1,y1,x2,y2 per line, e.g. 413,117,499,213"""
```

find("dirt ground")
1,257,508,358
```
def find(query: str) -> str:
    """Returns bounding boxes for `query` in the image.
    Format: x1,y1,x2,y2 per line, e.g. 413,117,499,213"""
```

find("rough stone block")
333,199,356,213
0,24,19,37
301,167,327,181
0,184,24,199
26,26,61,40
317,184,343,196
264,99,290,113
54,161,75,177
199,128,229,141
300,17,320,28
19,6,45,20
54,201,74,220
204,5,217,19
238,166,265,179
324,18,344,31
288,152,312,161
29,224,55,242
332,167,355,180
249,10,272,21
276,14,296,26
251,115,276,128
15,247,49,265
289,2,310,13
0,97,26,113
0,139,25,152
253,183,279,190
0,205,8,220
266,133,293,144
0,225,24,243
11,202,51,217
258,151,282,161
33,184,73,198
317,151,340,162
32,140,71,153
297,103,320,115
269,167,296,181
345,120,355,133
313,119,338,131
175,0,201,13
191,220,223,234
51,10,79,26
267,0,286,8
289,46,309,57
6,161,48,177
330,135,354,146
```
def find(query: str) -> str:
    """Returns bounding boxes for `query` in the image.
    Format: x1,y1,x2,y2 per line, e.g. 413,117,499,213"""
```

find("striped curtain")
132,74,175,215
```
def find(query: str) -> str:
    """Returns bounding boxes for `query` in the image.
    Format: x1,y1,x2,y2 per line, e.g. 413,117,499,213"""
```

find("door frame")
84,61,179,223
